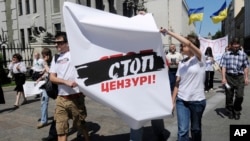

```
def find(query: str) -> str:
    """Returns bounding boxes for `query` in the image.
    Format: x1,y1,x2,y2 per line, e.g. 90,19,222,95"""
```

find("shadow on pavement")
0,106,19,113
22,99,40,105
71,125,170,141
214,108,228,118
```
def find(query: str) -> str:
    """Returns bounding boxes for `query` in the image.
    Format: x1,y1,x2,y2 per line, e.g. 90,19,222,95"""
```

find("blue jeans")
176,97,206,141
40,89,49,124
130,128,143,141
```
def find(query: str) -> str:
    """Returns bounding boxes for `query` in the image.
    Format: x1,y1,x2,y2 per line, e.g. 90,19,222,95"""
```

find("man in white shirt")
166,44,183,92
31,52,45,98
31,52,44,81
49,32,89,141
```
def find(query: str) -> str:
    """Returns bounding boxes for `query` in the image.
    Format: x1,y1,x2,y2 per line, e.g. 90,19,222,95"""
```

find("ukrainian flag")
188,7,204,25
210,1,227,24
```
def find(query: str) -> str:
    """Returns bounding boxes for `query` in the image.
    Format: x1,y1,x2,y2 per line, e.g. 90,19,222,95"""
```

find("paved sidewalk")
0,71,250,141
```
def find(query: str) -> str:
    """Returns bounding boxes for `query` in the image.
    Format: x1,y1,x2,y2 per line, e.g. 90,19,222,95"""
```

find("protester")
8,53,27,108
166,44,183,92
31,52,45,80
31,52,45,99
0,81,5,104
49,31,90,141
36,48,53,129
161,28,206,141
204,47,215,93
130,119,170,141
220,38,249,120
129,10,171,141
0,56,6,104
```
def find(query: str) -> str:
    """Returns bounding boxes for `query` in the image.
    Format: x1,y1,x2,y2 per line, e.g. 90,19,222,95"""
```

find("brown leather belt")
226,73,243,77
60,93,82,99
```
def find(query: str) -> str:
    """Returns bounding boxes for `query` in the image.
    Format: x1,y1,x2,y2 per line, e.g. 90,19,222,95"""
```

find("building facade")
245,0,250,49
0,0,195,51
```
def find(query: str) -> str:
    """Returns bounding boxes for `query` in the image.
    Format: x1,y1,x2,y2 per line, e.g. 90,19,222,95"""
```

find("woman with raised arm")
161,28,206,141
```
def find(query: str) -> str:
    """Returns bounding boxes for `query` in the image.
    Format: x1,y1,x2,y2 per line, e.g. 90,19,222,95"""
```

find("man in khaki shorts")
49,31,89,141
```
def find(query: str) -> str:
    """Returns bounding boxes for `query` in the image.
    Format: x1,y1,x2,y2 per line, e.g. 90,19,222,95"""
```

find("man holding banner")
49,32,89,141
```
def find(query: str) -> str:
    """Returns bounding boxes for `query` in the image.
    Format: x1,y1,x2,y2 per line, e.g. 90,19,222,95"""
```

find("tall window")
27,28,32,42
53,0,60,13
54,23,61,34
20,29,25,48
25,0,30,14
18,0,23,15
33,0,37,13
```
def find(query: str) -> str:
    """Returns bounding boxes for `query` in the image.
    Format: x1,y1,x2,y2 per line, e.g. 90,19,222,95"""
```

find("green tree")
212,30,224,40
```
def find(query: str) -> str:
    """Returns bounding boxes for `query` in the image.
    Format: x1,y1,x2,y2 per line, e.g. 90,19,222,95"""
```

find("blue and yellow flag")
188,7,204,25
210,1,227,24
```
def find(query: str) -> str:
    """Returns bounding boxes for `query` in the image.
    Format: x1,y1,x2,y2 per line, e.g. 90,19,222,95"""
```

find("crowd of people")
0,13,249,141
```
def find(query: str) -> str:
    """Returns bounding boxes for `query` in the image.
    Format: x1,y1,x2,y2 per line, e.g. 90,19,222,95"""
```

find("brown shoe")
37,123,46,129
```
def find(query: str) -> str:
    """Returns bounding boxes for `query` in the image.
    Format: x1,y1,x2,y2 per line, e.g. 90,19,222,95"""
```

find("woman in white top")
36,48,52,128
204,47,215,92
161,28,206,141
8,53,27,108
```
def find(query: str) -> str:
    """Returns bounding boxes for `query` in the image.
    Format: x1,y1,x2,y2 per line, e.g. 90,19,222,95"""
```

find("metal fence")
0,41,33,69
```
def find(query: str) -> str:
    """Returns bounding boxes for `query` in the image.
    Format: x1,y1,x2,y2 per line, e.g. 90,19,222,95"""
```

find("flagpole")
198,0,206,36
199,20,203,35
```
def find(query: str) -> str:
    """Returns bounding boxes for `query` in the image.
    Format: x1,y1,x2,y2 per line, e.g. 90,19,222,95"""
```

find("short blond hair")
137,10,146,15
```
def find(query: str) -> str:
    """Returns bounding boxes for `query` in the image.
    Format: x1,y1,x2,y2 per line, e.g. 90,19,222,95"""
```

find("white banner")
199,36,228,62
63,2,172,129
23,81,45,97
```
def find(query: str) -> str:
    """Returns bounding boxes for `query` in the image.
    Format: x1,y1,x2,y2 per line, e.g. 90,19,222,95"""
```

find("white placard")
23,81,45,97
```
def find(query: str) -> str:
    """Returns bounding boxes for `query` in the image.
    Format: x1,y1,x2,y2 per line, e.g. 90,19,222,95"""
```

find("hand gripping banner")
63,2,172,129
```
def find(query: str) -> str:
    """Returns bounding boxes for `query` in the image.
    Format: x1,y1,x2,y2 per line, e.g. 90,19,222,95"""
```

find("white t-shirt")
8,62,27,74
176,55,206,101
32,58,44,72
166,52,183,69
205,56,214,71
50,51,80,96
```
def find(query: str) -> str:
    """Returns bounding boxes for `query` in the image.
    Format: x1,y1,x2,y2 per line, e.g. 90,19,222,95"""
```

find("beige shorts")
54,94,87,135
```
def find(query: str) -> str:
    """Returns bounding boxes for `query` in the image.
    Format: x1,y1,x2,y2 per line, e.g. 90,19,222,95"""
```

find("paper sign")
23,81,45,97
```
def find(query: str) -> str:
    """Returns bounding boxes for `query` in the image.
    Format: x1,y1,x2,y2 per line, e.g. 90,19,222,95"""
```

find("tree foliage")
212,30,224,40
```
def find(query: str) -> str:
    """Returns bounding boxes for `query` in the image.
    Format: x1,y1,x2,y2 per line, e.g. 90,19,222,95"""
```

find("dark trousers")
0,85,5,104
130,119,170,141
204,71,214,91
32,71,43,81
225,74,245,114
49,120,57,137
169,71,177,92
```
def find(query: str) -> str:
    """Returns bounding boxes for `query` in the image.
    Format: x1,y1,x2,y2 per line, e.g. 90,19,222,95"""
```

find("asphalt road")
0,71,250,141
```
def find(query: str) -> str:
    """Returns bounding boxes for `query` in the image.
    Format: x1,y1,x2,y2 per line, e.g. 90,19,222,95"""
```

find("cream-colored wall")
234,0,244,17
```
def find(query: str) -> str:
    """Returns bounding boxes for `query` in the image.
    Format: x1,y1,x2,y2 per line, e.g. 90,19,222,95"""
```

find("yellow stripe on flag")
211,8,227,24
189,13,204,25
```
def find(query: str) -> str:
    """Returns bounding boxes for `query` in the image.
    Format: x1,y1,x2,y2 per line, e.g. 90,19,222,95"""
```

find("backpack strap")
54,54,60,63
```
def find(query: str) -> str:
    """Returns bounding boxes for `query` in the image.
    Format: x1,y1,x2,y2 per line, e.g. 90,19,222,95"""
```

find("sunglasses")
55,41,67,46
